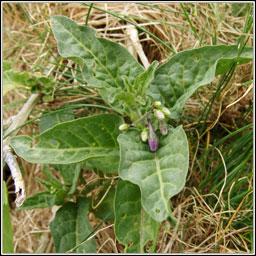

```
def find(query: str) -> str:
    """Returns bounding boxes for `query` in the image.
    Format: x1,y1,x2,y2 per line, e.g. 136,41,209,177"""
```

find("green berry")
162,107,171,116
154,109,165,120
141,129,148,142
119,123,129,131
153,101,162,108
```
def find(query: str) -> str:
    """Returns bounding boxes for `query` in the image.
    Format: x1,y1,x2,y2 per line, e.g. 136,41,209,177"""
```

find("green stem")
131,109,153,127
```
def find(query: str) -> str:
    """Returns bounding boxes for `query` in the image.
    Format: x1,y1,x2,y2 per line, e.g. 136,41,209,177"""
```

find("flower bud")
147,118,158,152
158,120,168,136
154,109,165,120
141,128,148,142
119,123,129,131
50,186,57,194
162,107,171,117
153,101,162,108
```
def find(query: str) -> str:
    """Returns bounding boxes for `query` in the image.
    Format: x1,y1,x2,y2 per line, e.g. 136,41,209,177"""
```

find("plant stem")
131,108,153,127
3,93,40,207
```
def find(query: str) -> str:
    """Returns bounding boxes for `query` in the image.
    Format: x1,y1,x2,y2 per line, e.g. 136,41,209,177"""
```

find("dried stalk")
3,93,40,207
126,25,150,68
3,116,15,129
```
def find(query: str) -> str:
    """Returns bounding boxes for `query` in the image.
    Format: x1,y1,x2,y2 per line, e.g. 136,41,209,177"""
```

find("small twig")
3,93,40,207
91,179,114,209
67,223,114,253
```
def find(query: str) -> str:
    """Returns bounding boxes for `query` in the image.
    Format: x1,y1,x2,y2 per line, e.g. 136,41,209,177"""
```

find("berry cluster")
119,101,171,152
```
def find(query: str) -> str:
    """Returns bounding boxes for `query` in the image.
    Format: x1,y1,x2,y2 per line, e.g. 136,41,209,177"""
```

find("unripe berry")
141,129,148,142
154,109,165,120
153,101,162,108
162,107,171,117
119,123,129,131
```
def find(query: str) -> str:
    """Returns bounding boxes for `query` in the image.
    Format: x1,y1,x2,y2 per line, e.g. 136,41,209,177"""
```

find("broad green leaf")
10,114,122,172
3,181,14,253
93,185,115,222
114,179,159,253
17,191,53,210
49,197,96,253
39,108,74,133
87,149,120,173
118,126,189,222
148,45,253,119
51,15,144,112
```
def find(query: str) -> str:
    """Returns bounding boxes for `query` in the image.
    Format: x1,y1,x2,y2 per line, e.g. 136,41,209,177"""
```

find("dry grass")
2,2,253,253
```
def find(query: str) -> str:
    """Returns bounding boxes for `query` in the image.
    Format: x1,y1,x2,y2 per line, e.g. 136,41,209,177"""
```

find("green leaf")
112,91,136,107
3,63,30,95
53,163,81,186
3,60,12,71
104,60,159,116
114,179,159,253
17,191,54,210
10,114,122,172
118,126,189,222
93,184,115,222
67,164,81,195
49,197,96,253
134,60,159,98
3,181,14,253
39,108,74,133
43,165,63,189
35,177,52,190
148,45,253,119
50,15,144,112
87,149,120,173
47,189,67,207
30,166,69,208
